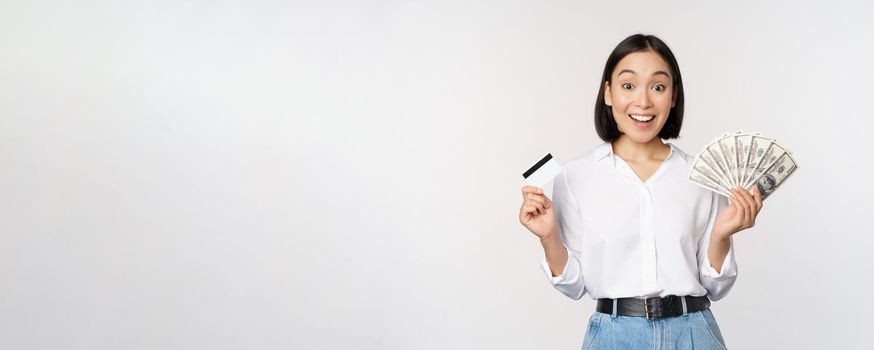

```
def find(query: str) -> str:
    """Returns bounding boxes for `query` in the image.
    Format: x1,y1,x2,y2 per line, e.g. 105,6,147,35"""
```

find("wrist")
711,231,731,244
540,229,561,245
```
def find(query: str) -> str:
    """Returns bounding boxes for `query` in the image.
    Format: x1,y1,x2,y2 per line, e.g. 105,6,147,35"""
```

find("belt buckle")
644,297,659,320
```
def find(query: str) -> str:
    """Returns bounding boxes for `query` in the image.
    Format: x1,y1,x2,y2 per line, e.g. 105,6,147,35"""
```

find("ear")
671,85,677,108
604,81,612,107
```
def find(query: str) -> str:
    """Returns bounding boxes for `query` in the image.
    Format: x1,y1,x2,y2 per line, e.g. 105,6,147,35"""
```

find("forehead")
613,51,671,79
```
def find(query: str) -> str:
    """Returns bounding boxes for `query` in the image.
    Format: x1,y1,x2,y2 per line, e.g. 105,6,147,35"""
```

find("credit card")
522,153,561,188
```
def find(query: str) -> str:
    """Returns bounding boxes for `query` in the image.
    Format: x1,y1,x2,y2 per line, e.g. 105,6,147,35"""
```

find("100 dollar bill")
688,131,798,200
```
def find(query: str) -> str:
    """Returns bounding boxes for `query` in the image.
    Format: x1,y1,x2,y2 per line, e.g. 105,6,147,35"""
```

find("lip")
628,113,655,127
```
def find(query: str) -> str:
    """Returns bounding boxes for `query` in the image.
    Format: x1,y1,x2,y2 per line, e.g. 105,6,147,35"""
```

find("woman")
518,34,763,349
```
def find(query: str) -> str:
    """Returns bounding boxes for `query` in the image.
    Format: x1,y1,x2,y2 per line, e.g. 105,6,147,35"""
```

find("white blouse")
540,141,737,301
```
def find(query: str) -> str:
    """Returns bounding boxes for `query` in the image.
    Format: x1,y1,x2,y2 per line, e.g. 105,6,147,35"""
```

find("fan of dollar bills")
688,131,798,200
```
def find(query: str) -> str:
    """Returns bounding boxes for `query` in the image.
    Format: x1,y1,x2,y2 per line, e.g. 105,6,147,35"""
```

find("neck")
611,135,670,162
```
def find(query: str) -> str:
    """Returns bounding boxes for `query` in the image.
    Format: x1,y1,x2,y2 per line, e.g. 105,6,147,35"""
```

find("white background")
1,1,872,349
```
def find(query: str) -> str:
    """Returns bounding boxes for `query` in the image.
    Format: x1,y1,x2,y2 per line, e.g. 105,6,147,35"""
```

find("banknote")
688,131,798,200
741,134,774,187
751,151,798,200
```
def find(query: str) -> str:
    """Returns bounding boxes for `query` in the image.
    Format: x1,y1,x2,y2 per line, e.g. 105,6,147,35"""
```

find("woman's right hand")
519,185,557,240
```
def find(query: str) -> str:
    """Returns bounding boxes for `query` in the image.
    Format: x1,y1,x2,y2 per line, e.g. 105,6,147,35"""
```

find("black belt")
596,295,710,320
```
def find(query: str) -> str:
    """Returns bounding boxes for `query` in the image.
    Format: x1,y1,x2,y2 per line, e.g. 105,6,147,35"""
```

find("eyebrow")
617,69,672,79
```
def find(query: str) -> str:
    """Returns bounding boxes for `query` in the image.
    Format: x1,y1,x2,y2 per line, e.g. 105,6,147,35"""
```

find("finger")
727,191,738,210
733,188,749,227
525,193,550,209
528,203,545,216
730,198,745,229
726,193,738,217
752,186,763,213
522,186,543,196
525,196,548,212
519,207,530,222
729,188,745,225
741,187,757,223
534,194,552,209
536,192,553,208
522,201,540,214
742,186,760,222
521,204,540,218
736,188,754,227
740,186,755,201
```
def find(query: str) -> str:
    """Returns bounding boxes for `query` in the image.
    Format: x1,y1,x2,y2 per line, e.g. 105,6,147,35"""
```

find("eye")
652,84,666,92
622,83,633,89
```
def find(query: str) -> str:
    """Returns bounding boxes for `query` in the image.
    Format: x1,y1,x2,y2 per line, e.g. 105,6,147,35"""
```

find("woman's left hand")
712,186,764,240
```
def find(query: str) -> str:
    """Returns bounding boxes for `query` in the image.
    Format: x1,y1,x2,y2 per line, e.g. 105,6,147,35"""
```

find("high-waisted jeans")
581,308,728,350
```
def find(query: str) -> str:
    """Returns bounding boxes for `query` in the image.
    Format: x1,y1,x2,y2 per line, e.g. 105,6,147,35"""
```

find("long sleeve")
539,169,587,300
697,192,738,301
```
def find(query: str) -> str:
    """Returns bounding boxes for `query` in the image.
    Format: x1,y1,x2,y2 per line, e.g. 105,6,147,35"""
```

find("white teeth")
630,114,655,122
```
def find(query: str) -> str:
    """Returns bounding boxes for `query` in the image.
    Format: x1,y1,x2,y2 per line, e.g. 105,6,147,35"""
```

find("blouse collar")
593,140,689,167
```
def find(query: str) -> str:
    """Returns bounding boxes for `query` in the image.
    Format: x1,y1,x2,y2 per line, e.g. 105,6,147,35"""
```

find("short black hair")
594,34,684,142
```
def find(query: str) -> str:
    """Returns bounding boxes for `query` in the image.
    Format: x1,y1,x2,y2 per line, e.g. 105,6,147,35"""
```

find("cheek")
611,93,634,108
657,94,674,109
611,96,633,117
612,106,629,124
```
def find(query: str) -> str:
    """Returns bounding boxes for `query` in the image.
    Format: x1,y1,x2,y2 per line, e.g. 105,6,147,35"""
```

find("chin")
621,130,660,144
628,134,659,143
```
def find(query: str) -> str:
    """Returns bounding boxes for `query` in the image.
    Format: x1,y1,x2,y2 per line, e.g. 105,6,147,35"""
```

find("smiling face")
604,50,678,144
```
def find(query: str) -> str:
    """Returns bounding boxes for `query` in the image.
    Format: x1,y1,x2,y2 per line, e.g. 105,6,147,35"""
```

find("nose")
636,89,652,109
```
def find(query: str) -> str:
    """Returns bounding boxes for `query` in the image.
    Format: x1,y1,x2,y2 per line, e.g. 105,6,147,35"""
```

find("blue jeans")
581,308,728,350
